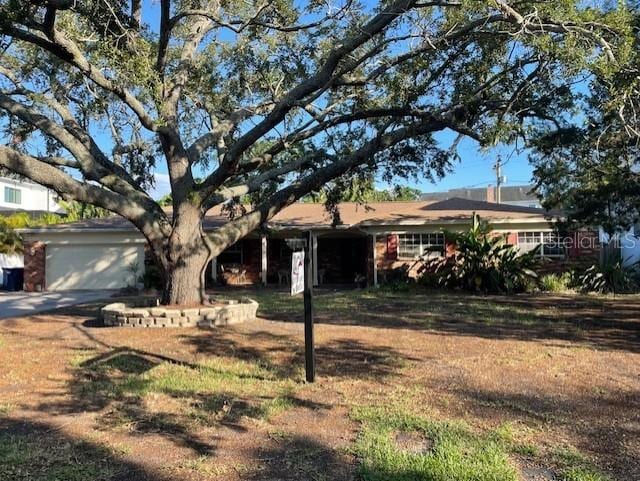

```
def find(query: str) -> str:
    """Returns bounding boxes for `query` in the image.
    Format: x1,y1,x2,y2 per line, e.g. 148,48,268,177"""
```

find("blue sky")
382,135,534,194
149,139,535,199
137,1,537,199
147,133,536,198
149,133,535,198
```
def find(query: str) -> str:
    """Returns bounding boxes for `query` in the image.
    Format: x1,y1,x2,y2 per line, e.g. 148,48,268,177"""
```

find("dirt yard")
0,288,638,481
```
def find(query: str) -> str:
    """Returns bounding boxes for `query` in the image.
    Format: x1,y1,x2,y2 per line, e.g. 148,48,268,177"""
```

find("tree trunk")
158,204,216,306
162,246,209,305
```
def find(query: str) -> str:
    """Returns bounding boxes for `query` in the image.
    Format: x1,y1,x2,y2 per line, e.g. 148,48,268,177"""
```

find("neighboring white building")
0,177,65,287
0,176,64,215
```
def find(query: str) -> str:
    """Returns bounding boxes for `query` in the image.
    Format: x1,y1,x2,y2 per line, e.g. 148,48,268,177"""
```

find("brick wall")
536,230,601,274
23,241,45,291
374,234,425,281
374,229,604,283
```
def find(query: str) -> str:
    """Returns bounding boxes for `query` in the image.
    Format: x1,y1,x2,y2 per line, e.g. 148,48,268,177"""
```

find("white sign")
291,250,305,295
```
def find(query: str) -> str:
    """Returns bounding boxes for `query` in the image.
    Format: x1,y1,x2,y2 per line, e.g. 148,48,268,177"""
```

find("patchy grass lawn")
0,288,638,481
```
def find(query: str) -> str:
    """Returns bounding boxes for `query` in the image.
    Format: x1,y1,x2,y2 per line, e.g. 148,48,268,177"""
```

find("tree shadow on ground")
454,386,640,481
247,433,356,481
0,415,357,481
0,417,174,481
17,297,412,460
30,340,341,460
31,349,228,455
180,328,415,379
235,288,640,353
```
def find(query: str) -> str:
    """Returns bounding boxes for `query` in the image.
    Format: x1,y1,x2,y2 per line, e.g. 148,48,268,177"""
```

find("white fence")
0,254,24,286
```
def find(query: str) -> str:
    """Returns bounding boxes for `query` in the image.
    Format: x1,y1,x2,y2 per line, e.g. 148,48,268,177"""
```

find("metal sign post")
287,233,315,382
303,230,314,382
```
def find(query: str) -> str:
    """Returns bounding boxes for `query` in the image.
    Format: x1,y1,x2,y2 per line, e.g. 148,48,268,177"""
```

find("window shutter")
386,234,398,260
445,237,456,257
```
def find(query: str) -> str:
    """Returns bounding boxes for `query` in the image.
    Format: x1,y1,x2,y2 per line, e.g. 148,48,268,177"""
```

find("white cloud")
150,172,171,200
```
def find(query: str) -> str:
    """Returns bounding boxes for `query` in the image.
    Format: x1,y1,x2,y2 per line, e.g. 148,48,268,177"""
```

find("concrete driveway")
0,290,115,319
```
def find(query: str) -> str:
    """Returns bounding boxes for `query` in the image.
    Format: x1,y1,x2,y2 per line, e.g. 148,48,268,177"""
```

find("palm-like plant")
0,220,23,255
58,201,110,222
0,205,104,255
0,212,64,255
420,221,538,294
578,260,639,294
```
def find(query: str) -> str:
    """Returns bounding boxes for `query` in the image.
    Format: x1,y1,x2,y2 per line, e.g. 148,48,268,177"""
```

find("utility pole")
494,156,503,204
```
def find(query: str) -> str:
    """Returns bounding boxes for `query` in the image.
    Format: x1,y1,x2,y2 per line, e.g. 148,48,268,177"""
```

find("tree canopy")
303,175,422,203
532,8,640,235
0,0,634,303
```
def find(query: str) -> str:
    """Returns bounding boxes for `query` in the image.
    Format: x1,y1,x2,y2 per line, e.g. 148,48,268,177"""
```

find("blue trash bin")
3,268,24,291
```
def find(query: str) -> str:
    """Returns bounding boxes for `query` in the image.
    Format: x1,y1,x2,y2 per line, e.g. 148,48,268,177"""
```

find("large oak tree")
532,8,640,236
0,0,632,304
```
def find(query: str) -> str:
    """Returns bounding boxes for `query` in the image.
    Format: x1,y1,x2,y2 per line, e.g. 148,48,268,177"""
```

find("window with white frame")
398,233,445,258
4,186,21,204
517,231,564,257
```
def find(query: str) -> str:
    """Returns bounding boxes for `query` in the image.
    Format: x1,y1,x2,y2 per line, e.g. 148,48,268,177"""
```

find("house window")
217,242,243,266
517,231,564,258
398,233,445,258
4,186,21,204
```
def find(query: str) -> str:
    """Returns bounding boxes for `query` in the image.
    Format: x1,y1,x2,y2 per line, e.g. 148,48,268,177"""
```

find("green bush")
419,221,538,294
577,260,639,294
0,204,109,255
142,262,164,289
381,265,411,291
0,222,22,255
540,272,573,292
0,212,66,255
58,200,111,222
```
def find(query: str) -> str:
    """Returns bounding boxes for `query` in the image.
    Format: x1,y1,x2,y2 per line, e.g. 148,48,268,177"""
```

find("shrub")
0,206,107,256
577,260,639,294
58,200,110,222
381,265,411,292
0,221,22,255
142,262,164,289
0,212,65,255
540,272,573,292
418,221,538,294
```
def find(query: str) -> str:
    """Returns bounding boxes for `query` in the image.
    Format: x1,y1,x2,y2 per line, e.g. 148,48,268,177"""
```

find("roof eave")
19,215,558,235
19,227,139,234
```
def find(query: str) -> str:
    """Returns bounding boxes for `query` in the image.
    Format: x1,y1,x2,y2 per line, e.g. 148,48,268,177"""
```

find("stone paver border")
101,297,258,327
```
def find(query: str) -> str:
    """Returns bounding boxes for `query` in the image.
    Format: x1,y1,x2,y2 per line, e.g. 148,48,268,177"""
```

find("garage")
46,244,143,291
20,221,147,292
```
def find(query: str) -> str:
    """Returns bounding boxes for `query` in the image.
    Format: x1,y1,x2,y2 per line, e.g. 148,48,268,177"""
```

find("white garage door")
46,244,143,291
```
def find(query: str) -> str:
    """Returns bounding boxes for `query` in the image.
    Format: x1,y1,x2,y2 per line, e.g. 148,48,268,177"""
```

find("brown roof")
268,198,551,228
20,198,554,233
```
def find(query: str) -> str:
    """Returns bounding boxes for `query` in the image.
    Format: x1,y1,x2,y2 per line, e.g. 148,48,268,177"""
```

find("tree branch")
200,0,420,191
206,117,445,245
1,24,158,131
0,146,171,239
